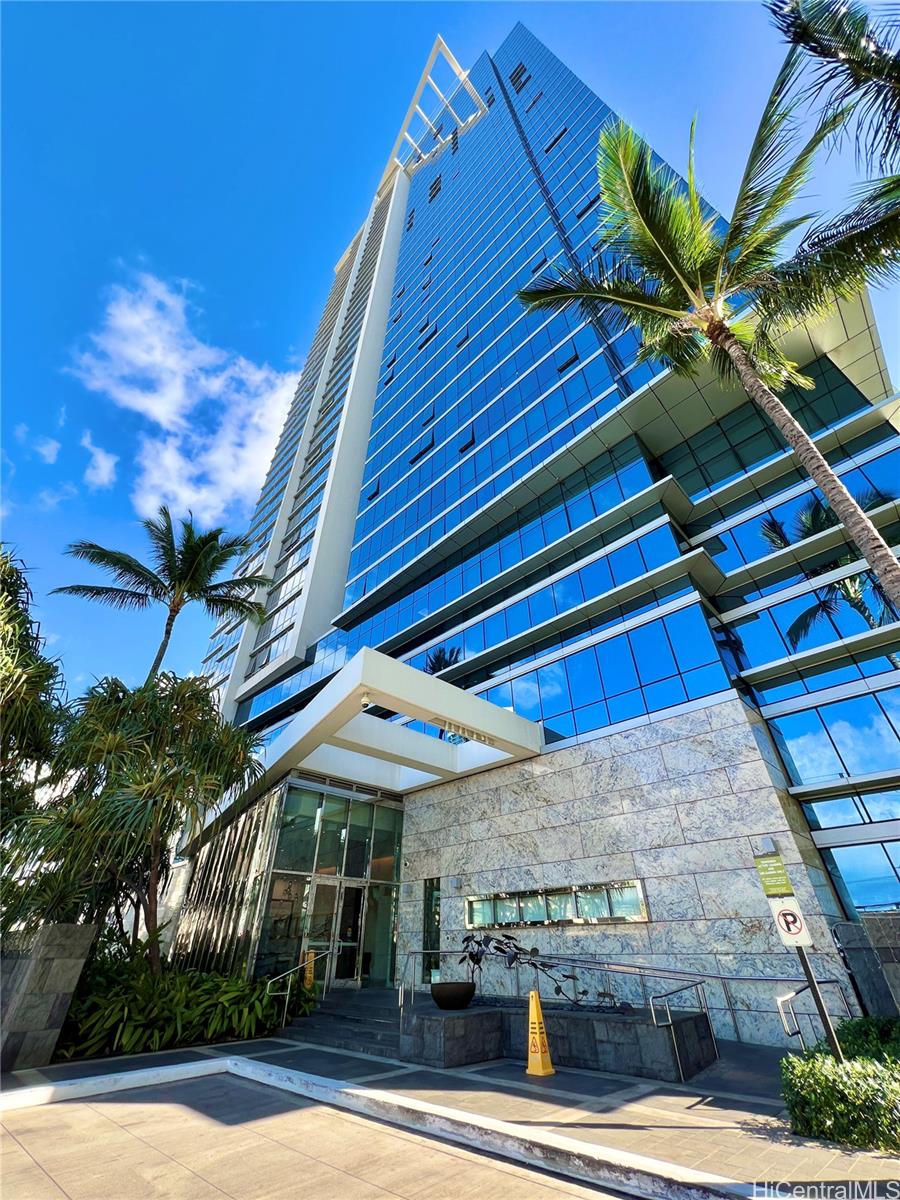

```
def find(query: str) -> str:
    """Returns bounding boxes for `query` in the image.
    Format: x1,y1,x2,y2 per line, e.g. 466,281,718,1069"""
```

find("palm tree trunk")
712,326,900,610
146,606,179,683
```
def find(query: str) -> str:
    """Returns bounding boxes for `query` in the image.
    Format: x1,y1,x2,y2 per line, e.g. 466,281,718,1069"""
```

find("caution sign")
526,989,555,1077
768,896,812,948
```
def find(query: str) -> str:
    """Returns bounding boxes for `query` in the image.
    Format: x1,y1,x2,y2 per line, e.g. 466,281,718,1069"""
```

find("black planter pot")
430,981,476,1010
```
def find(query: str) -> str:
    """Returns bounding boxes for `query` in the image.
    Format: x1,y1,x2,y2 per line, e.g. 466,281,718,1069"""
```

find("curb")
2,1055,745,1200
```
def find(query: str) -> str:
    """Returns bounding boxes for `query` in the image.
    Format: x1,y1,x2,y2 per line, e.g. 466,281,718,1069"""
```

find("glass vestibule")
253,784,402,988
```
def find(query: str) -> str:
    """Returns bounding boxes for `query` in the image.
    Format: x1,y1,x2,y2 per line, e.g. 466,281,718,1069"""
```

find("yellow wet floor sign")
526,989,555,1076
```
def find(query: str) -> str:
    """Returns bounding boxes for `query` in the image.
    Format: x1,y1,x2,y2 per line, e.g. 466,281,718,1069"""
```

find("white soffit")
253,647,542,796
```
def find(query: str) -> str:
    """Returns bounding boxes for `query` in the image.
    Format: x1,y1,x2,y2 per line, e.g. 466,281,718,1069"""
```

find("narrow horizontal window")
509,62,531,94
366,478,380,502
428,174,442,202
423,252,433,267
382,370,394,387
422,404,435,426
456,327,470,348
458,427,475,453
451,127,459,154
485,87,495,108
418,325,438,350
406,208,415,231
422,276,432,291
530,255,548,275
395,286,405,300
575,194,601,221
525,90,543,114
544,126,568,153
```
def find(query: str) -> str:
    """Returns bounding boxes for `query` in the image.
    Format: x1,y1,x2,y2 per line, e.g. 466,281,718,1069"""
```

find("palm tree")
758,488,899,664
517,54,900,610
766,0,899,251
52,506,270,682
9,673,264,973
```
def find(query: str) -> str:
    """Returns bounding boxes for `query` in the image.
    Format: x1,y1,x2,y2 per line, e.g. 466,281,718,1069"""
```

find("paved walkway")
4,1036,898,1192
2,1073,625,1200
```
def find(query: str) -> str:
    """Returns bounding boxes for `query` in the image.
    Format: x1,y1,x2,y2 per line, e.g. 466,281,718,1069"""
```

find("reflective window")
771,688,900,785
466,880,647,927
822,842,900,915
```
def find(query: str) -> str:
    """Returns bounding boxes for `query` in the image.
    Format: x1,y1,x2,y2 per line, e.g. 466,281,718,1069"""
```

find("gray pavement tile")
34,1049,210,1081
469,1061,640,1099
204,1037,294,1056
250,1047,408,1079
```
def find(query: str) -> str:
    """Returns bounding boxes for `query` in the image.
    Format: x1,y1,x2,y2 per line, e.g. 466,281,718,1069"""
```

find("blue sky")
3,1,897,694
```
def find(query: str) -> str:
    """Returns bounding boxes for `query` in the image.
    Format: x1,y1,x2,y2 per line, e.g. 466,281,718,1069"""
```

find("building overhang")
245,647,542,800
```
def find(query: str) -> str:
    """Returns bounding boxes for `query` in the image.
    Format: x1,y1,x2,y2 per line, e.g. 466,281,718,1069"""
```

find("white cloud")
34,437,62,465
57,405,67,429
14,423,28,443
80,430,118,490
70,272,295,524
38,483,77,511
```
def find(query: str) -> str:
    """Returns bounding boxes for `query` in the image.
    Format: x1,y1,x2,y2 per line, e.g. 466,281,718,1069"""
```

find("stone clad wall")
397,696,857,1047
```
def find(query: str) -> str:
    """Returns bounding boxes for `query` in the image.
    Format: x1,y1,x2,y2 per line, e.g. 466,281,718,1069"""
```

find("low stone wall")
1,924,95,1072
398,696,857,1048
400,1000,716,1082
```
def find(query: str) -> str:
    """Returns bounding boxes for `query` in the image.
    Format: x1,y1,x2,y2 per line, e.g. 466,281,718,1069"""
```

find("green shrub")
57,941,315,1060
781,1051,900,1152
832,1015,900,1063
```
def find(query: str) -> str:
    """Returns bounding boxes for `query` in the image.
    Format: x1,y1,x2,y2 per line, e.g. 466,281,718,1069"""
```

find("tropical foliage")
52,505,270,681
0,550,66,825
518,50,900,609
5,672,263,974
781,1016,900,1151
57,932,314,1060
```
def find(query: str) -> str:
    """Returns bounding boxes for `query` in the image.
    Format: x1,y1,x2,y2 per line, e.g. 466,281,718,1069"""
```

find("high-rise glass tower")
173,24,900,1044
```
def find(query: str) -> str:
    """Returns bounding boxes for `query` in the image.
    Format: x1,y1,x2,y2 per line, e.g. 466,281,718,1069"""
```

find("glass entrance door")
332,884,366,987
304,880,338,986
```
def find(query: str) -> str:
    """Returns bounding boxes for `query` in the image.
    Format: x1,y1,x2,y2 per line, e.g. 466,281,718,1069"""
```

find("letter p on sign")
768,897,812,948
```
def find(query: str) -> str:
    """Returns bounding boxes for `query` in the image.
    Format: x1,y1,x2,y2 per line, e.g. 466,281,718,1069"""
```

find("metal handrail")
649,980,718,1081
266,943,340,1026
776,980,853,1051
400,945,854,1046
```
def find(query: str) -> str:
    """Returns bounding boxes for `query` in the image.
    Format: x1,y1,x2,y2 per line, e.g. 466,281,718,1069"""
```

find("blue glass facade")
218,23,899,931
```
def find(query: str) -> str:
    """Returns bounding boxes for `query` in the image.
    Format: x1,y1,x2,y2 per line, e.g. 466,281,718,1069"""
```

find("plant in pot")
429,937,483,1010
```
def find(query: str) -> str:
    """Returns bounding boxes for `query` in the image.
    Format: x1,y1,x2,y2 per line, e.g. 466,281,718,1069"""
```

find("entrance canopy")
254,648,543,795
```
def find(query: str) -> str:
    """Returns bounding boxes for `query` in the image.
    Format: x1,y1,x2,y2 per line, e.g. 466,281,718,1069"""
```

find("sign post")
754,851,845,1062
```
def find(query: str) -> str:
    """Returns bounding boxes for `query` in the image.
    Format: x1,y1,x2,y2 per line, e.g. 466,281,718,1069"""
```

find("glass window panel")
664,606,716,671
608,884,643,919
597,634,638,696
823,843,900,914
274,787,320,873
344,800,373,878
577,889,610,920
495,896,519,923
546,891,576,921
469,898,494,926
771,709,843,785
315,796,349,875
520,893,547,923
608,689,646,724
820,694,900,778
537,660,571,718
512,672,542,721
862,789,900,823
802,796,864,830
683,661,728,700
630,621,677,685
371,805,402,881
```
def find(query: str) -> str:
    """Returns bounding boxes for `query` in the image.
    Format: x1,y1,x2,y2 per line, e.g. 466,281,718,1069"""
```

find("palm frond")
201,595,267,624
759,514,792,551
142,507,179,585
798,173,900,251
60,542,166,598
518,258,685,324
50,584,155,611
717,48,805,288
767,0,900,173
785,593,840,650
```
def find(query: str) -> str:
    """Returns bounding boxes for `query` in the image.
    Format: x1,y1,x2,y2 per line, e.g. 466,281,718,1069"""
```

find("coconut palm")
53,506,270,682
517,54,900,610
758,488,899,663
425,646,462,740
9,673,264,973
